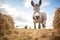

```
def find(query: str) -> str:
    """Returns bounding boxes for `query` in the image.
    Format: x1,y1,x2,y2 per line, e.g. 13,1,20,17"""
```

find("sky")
0,0,60,29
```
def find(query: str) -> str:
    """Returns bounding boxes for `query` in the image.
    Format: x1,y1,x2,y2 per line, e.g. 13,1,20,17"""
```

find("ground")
11,28,59,40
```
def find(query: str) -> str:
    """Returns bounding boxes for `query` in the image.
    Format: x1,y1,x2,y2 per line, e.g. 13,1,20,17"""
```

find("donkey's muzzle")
36,16,39,19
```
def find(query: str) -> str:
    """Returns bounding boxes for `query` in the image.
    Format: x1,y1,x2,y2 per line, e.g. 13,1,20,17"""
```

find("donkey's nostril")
36,16,39,19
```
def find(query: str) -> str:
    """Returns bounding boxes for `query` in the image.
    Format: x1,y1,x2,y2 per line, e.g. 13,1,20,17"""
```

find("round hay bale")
53,8,60,29
0,13,14,31
5,29,13,35
52,8,60,40
0,13,19,40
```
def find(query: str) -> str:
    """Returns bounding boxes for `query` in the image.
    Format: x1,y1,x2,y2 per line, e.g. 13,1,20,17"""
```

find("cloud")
0,4,8,14
15,15,28,22
0,4,28,26
24,0,31,8
41,0,50,6
24,0,51,8
0,4,16,17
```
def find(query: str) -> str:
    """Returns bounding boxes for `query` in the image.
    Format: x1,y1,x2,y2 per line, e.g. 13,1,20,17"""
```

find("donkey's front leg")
42,22,46,28
38,23,41,29
34,22,36,29
42,23,45,28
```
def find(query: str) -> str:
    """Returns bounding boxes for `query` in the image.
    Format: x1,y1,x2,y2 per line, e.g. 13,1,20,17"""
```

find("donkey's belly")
33,19,41,23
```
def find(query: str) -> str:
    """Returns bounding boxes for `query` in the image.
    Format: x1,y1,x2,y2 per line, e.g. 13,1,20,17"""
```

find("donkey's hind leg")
38,23,41,29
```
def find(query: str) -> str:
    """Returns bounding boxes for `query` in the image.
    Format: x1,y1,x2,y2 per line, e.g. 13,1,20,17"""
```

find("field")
5,28,59,40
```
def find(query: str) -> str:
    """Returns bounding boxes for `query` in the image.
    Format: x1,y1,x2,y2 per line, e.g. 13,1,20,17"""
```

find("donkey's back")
40,12,47,22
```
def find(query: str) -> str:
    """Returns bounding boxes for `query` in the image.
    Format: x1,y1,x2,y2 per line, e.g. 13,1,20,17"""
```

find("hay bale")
52,7,60,40
5,29,13,35
53,8,60,29
0,13,19,40
0,13,14,31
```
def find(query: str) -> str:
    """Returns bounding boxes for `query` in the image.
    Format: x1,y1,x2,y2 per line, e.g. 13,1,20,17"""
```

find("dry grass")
14,29,60,40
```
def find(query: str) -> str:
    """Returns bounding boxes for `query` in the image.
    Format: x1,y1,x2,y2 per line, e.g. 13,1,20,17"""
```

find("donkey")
31,0,47,29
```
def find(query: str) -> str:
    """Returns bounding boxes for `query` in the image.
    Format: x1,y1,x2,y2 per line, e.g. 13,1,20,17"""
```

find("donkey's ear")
38,0,42,6
31,0,34,7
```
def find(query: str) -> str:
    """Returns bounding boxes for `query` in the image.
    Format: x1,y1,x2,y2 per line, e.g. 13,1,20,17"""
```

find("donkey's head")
31,0,42,12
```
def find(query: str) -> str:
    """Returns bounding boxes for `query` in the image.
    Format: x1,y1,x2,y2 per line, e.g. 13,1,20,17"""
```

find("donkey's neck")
34,11,40,14
34,9,40,12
